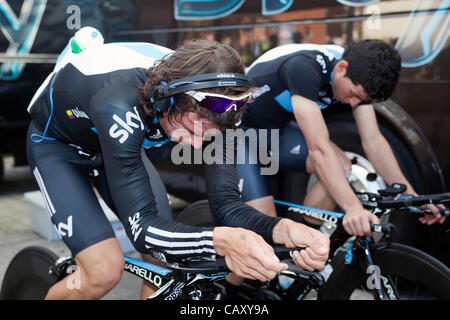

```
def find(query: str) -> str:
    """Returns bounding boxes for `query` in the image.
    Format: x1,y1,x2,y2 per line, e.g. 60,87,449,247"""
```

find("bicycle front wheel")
321,242,450,300
0,246,60,300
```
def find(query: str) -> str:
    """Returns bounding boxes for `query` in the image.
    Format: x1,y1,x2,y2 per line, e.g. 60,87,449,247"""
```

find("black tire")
321,242,450,300
0,151,4,183
175,200,216,227
0,246,59,300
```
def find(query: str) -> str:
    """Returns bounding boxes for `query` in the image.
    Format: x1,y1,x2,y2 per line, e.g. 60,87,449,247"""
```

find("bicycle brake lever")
273,246,305,261
421,208,450,217
281,260,325,288
370,223,397,241
370,223,397,234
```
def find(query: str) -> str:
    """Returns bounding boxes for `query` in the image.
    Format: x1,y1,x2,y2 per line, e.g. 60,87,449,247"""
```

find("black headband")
157,73,251,99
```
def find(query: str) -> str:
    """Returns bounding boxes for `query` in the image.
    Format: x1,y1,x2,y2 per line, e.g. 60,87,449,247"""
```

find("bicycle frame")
123,256,172,292
273,198,398,300
124,255,230,300
272,184,450,300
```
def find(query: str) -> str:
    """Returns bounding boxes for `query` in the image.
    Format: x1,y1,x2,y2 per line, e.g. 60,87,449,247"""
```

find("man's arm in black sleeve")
202,138,282,245
89,87,216,256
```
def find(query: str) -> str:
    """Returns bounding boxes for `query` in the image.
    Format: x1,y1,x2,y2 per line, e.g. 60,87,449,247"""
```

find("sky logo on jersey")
316,55,327,74
109,106,144,144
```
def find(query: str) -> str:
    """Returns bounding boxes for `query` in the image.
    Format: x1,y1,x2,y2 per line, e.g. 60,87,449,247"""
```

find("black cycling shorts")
26,121,173,257
236,121,309,201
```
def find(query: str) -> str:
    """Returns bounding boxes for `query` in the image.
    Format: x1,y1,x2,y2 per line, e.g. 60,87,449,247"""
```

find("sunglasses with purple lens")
184,90,253,114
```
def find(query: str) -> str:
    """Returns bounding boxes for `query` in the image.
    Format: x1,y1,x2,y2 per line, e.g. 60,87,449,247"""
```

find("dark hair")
342,39,402,102
139,39,248,130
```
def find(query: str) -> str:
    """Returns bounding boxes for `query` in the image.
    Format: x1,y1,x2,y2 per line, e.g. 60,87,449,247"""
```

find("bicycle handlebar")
370,223,397,234
402,206,450,217
168,246,307,273
148,221,396,295
166,220,394,275
376,193,450,209
357,183,450,211
273,246,305,260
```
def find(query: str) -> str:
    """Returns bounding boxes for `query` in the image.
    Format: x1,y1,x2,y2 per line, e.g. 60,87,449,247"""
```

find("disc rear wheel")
1,246,59,300
322,242,450,300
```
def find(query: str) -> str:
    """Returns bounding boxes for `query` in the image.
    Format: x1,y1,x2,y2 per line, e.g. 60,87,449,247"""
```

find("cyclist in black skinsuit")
237,43,353,205
26,37,330,300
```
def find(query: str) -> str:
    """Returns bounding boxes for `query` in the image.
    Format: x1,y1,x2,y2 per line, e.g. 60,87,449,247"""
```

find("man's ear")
335,60,349,77
186,111,201,124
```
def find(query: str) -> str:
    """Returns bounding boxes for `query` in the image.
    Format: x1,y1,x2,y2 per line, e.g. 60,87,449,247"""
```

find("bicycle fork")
358,237,399,300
